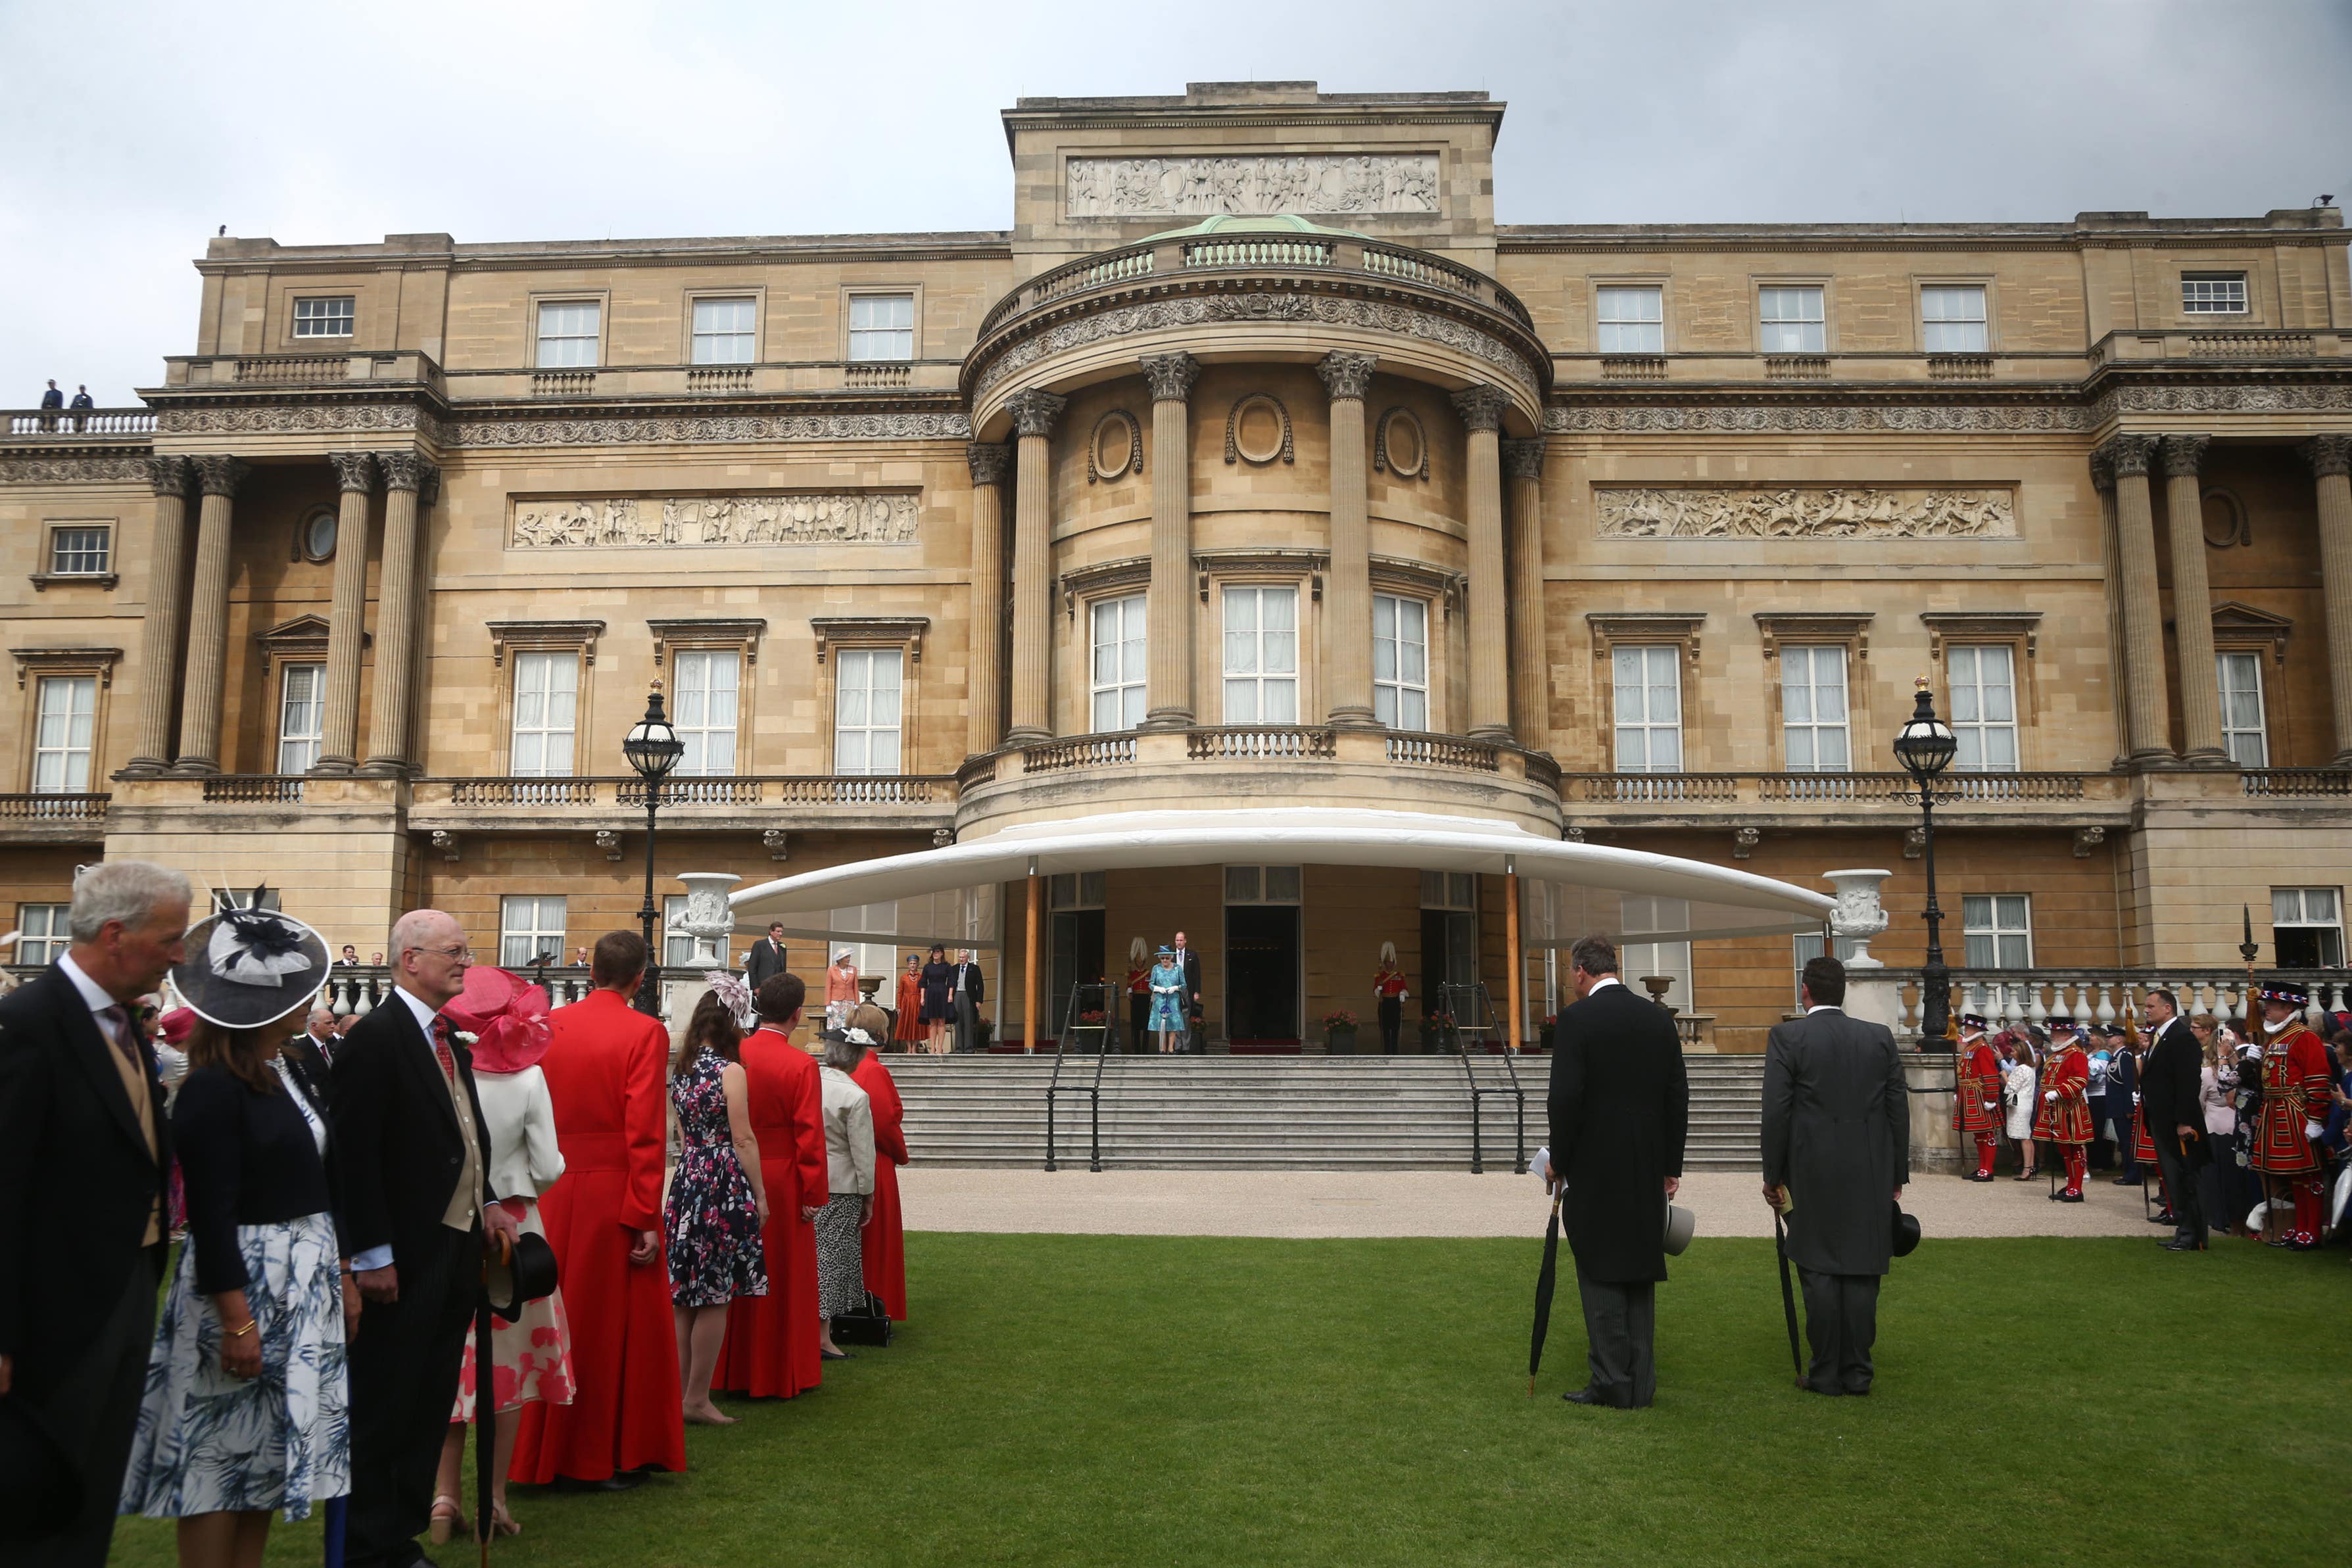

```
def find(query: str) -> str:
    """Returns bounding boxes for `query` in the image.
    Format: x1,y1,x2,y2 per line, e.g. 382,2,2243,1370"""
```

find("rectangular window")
1612,645,1682,772
1051,871,1109,909
1224,866,1301,904
690,297,757,364
535,300,601,368
1621,895,1693,1012
1419,870,1477,911
1792,932,1863,1010
1920,285,1988,353
1221,586,1299,723
2180,273,2248,315
2218,651,2268,767
671,650,740,776
1373,594,1429,730
1596,286,1665,354
1780,646,1850,772
834,648,903,775
2272,887,2344,968
292,297,354,338
15,903,70,966
1946,644,2019,771
663,893,696,969
31,675,95,793
1758,285,1826,353
1961,894,2033,968
498,896,567,968
276,663,325,774
48,526,110,575
847,293,915,361
509,651,579,777
1090,594,1147,732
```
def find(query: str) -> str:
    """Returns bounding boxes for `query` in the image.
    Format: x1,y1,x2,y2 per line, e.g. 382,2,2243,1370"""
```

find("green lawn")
110,1233,2342,1567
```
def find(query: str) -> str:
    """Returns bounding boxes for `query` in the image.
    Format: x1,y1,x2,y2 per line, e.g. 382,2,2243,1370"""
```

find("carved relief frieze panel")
509,492,920,549
1065,154,1441,218
1594,486,2017,540
449,411,971,448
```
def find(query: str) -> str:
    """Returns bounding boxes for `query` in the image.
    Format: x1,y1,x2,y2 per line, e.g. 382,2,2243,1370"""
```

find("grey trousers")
1574,1266,1657,1408
1796,1268,1881,1394
953,991,980,1051
21,1246,159,1567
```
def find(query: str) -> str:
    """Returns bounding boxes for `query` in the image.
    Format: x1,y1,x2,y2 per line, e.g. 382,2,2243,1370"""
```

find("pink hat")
155,1007,197,1047
443,966,552,1074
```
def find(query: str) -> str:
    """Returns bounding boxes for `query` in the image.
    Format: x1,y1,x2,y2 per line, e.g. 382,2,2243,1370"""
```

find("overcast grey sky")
5,0,2348,405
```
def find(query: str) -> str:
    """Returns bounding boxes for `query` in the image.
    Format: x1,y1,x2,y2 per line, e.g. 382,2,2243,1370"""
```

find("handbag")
830,1290,894,1347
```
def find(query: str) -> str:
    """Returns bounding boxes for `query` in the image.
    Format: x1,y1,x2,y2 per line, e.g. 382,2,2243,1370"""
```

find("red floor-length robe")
511,989,686,1482
714,1025,828,1397
850,1050,909,1320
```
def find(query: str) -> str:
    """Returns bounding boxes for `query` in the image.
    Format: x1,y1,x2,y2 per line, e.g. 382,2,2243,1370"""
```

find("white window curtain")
1620,895,1693,1013
1222,586,1299,723
276,663,325,774
690,297,756,364
16,903,70,965
1920,285,1987,352
1961,894,2032,968
1612,646,1682,772
835,648,904,774
510,652,579,777
1373,594,1429,730
32,675,95,793
1947,645,2018,771
536,300,600,367
498,895,567,967
1758,286,1825,352
1780,646,1850,771
1596,286,1664,354
2218,651,2267,767
672,650,740,776
1090,595,1147,732
848,294,914,360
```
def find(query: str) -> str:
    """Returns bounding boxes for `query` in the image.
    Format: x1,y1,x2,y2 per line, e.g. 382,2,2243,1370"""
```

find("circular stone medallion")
1090,410,1139,483
1230,394,1289,465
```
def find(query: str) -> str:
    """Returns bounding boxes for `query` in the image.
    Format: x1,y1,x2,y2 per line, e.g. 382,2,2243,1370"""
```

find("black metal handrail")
1044,980,1115,1172
1439,980,1526,1174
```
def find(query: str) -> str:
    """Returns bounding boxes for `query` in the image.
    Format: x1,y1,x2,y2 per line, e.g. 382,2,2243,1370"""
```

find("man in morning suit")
333,910,519,1568
1170,930,1204,1052
1761,955,1909,1397
0,861,190,1567
745,923,790,993
2139,987,2208,1251
950,948,986,1052
1545,934,1689,1410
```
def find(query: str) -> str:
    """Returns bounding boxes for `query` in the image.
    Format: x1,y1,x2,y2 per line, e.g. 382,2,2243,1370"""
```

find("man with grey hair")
0,859,190,1565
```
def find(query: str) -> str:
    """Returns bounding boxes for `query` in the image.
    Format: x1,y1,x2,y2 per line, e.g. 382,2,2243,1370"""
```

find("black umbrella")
475,1232,504,1567
1772,1210,1804,1387
1528,1189,1563,1395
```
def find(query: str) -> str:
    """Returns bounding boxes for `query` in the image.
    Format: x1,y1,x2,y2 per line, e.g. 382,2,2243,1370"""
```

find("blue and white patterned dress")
120,1059,350,1521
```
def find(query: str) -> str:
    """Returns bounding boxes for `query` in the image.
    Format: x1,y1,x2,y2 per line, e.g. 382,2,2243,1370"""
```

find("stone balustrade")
3,408,156,436
1865,965,2352,1043
1558,769,2130,827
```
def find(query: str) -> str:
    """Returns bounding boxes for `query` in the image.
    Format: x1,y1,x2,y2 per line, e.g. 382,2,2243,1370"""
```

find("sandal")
429,1495,465,1545
491,1500,521,1539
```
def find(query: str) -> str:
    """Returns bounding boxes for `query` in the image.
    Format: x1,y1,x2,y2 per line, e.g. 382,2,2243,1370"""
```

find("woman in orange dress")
892,955,923,1049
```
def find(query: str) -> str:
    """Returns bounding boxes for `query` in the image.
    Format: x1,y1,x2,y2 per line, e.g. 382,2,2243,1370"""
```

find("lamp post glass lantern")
625,685,685,1016
1893,678,1959,1043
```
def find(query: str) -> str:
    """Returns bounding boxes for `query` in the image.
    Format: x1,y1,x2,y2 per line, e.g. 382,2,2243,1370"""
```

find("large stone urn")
676,871,741,968
1821,868,1890,968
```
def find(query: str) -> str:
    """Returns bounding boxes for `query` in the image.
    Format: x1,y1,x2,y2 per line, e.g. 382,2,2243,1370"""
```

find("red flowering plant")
1321,1010,1358,1030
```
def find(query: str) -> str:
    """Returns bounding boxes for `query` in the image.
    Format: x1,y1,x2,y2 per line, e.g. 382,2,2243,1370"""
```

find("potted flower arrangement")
1536,1012,1558,1053
1420,1009,1458,1053
1322,1008,1359,1054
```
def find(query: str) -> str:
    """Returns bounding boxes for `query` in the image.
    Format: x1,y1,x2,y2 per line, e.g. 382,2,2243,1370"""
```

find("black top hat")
2046,1015,2079,1035
168,908,331,1032
484,1231,560,1324
2259,980,2311,1007
0,1395,85,1541
1957,1012,1990,1032
1890,1203,1921,1259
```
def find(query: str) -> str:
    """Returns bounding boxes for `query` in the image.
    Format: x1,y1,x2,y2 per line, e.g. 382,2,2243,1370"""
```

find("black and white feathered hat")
168,905,330,1030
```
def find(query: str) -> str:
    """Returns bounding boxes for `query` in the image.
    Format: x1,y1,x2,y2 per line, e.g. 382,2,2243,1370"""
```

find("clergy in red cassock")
511,933,686,1485
715,972,830,1398
850,1043,910,1320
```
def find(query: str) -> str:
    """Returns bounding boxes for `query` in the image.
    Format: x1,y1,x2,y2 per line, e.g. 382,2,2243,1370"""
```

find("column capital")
1006,389,1068,439
1139,352,1201,403
1315,350,1377,402
966,441,1011,486
1450,383,1509,433
2160,433,2211,479
378,450,441,496
2088,448,2115,494
327,450,379,494
143,454,191,496
1501,438,1545,483
2303,433,2352,480
2095,432,2159,479
192,454,249,498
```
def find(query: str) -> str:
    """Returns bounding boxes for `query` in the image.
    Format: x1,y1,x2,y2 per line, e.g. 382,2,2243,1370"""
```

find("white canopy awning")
730,807,1833,947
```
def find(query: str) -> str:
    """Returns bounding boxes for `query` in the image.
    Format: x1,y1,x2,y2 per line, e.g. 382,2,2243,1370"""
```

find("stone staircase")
887,1053,1765,1172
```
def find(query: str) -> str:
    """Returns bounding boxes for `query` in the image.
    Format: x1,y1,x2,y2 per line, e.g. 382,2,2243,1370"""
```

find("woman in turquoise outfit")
1147,946,1187,1054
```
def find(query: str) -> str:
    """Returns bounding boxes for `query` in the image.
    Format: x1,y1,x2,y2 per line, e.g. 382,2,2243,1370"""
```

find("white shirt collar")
2265,1015,2295,1035
392,984,443,1035
1806,1004,1843,1015
1587,976,1621,994
56,951,121,1014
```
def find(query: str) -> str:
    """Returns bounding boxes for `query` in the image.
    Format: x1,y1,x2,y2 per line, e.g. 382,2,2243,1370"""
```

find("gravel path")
900,1166,2186,1241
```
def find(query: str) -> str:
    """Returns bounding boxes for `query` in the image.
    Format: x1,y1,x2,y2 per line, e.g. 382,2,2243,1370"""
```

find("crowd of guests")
0,863,912,1568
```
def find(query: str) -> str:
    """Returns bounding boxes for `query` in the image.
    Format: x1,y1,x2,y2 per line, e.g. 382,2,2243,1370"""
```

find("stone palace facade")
4,82,2349,1049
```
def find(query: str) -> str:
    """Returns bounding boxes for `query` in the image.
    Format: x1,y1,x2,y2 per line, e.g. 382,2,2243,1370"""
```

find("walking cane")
475,1230,510,1567
1771,1209,1803,1389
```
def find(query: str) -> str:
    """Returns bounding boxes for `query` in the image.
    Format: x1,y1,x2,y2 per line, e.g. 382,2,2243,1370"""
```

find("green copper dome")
1141,212,1371,242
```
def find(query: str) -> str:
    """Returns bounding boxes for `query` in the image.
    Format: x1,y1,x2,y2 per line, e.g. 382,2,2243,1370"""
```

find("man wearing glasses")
331,909,519,1568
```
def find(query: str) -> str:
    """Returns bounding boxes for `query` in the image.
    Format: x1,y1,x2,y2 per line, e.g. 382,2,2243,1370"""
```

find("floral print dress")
665,1049,767,1308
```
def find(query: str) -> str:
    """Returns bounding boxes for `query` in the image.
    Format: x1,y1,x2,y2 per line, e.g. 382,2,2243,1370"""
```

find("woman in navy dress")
666,991,767,1425
918,944,955,1055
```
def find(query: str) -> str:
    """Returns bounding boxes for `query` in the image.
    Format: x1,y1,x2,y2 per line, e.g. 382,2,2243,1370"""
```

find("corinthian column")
360,451,438,776
1452,385,1512,742
1140,352,1201,730
2101,434,2174,767
173,455,249,773
966,442,1011,755
313,451,377,774
1004,390,1066,745
2161,434,2226,765
1318,351,1378,728
1503,437,1548,751
2303,434,2352,765
125,456,192,774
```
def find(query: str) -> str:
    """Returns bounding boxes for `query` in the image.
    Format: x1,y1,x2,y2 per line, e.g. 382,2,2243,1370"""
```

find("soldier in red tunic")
2033,1018,2094,1200
2249,981,2332,1248
1953,1012,2001,1181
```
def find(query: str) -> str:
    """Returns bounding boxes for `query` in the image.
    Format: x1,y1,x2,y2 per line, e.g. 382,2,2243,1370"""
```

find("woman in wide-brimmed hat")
120,905,356,1561
1147,947,1187,1053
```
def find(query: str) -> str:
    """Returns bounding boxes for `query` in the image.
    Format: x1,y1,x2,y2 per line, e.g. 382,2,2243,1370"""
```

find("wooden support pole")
1024,868,1041,1055
1505,867,1523,1052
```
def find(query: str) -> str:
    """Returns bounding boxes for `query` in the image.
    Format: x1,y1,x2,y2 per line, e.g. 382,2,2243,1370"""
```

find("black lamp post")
623,684,684,1016
1892,678,1959,1044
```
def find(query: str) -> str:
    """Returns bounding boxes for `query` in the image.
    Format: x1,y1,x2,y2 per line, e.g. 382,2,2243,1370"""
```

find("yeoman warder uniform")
2032,1018,2094,1200
1954,1013,2001,1181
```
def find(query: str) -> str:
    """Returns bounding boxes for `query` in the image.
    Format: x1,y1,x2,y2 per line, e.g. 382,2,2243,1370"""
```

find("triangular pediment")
255,613,333,646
